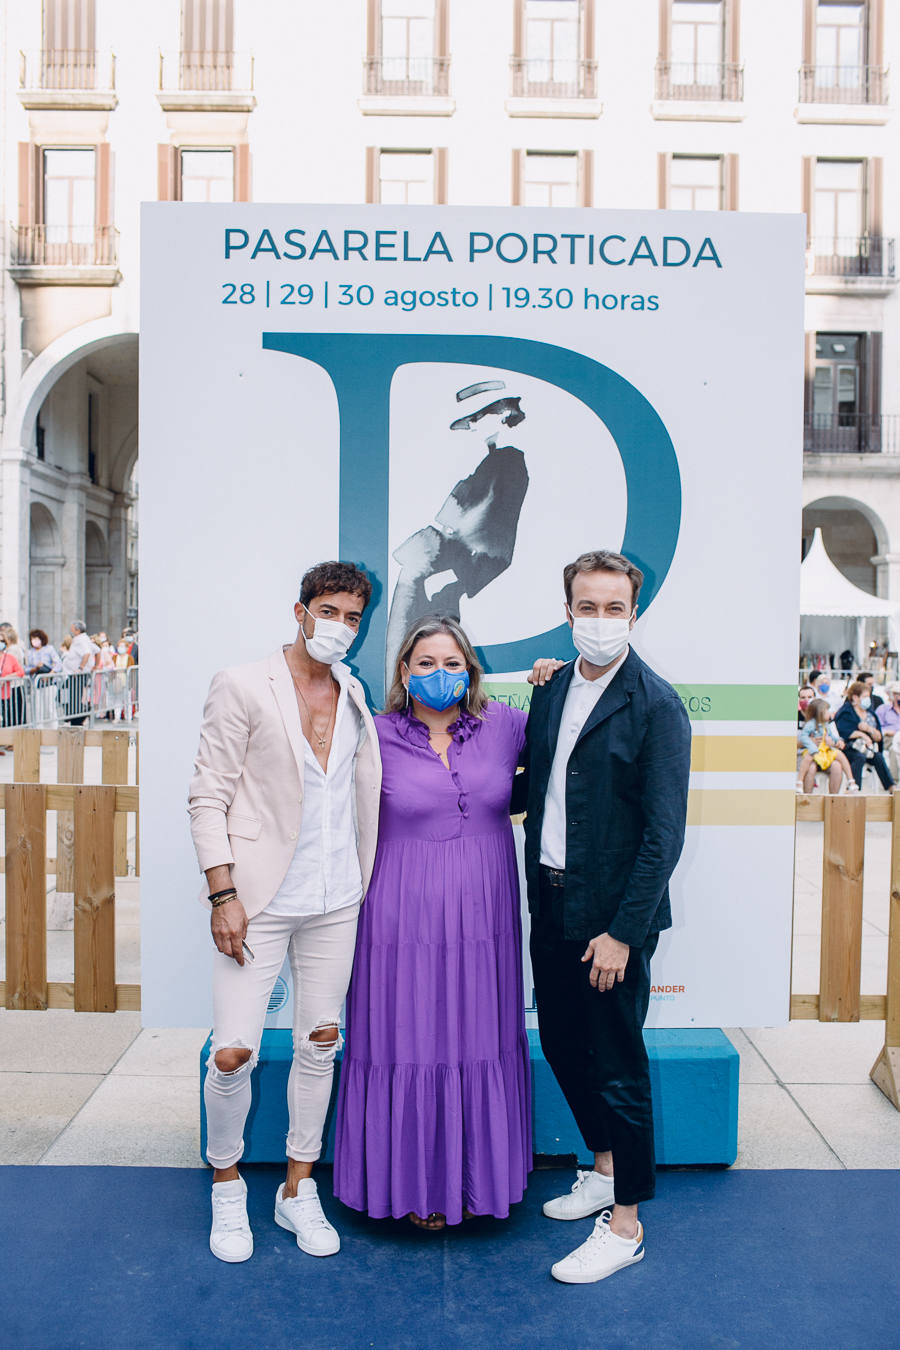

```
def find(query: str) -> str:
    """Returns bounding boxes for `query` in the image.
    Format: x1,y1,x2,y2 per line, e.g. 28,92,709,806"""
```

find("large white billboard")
140,203,804,1028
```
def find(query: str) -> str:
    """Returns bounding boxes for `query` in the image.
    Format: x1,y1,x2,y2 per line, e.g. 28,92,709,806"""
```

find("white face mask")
300,604,357,665
568,607,633,668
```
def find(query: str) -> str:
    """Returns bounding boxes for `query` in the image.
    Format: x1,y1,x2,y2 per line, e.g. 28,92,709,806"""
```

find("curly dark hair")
29,628,49,646
299,561,373,610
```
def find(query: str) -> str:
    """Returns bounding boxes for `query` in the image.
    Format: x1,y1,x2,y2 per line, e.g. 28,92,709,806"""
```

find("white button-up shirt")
266,664,363,916
539,650,629,871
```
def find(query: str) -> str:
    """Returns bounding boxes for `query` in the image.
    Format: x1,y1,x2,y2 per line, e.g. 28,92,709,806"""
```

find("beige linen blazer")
188,649,381,919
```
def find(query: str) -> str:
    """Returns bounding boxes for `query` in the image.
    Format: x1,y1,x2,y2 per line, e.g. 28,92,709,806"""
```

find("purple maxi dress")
334,700,532,1225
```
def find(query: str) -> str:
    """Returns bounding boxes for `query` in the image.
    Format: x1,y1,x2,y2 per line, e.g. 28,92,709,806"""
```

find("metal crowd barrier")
0,667,139,731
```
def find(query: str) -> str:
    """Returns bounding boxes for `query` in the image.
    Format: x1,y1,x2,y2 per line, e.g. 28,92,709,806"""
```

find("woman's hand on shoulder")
528,658,567,687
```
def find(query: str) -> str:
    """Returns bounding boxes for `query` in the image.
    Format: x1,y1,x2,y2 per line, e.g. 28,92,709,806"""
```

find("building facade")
1,0,897,653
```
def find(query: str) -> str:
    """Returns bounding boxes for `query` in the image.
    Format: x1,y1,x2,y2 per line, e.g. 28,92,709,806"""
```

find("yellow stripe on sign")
691,736,797,773
686,789,796,827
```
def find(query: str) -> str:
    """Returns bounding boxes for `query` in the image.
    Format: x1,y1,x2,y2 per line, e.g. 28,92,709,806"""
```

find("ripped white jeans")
204,903,360,1168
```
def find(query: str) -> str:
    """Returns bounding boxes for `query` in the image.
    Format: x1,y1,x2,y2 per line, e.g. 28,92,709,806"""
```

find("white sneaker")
274,1179,340,1256
209,1177,253,1263
542,1168,615,1220
551,1210,645,1284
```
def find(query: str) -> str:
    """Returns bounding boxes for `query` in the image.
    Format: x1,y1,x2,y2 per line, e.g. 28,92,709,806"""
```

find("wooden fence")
0,745,897,1111
0,728,139,1013
795,791,899,1110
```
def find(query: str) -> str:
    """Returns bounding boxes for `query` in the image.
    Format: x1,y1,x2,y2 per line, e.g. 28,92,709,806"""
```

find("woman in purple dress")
334,615,530,1229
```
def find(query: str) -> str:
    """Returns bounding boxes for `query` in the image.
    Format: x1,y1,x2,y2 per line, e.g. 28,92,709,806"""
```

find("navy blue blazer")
513,648,691,945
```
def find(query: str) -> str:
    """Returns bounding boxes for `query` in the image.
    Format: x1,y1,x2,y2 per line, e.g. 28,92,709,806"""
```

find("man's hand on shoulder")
211,897,249,965
582,932,630,991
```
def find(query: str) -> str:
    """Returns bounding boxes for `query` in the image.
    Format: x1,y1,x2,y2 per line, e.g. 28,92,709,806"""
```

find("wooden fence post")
12,728,41,782
819,793,866,1021
73,786,117,1012
871,792,900,1106
56,728,85,891
5,783,48,1009
102,731,129,875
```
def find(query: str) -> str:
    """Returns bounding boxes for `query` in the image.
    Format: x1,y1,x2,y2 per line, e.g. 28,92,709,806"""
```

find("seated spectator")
798,698,857,794
25,628,61,675
798,682,815,728
835,681,895,792
857,671,884,712
876,683,900,780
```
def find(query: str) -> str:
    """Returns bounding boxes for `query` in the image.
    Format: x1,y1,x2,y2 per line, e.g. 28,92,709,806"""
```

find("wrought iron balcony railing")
509,57,597,99
10,224,119,269
363,55,450,96
19,49,115,92
159,50,254,94
655,60,743,101
804,414,900,455
799,64,888,105
807,236,895,279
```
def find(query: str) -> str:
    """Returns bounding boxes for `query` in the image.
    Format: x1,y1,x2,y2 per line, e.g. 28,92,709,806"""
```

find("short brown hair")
847,681,868,701
563,550,643,610
384,615,489,716
299,561,372,609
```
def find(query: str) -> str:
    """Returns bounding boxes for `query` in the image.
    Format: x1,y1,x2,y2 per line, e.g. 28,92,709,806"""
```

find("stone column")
107,492,129,637
870,552,900,677
0,446,32,629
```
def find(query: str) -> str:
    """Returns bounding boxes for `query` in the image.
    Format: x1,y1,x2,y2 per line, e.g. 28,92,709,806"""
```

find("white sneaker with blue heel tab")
551,1210,645,1284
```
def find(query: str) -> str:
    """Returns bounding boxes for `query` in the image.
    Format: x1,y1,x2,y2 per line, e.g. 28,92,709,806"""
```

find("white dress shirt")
266,663,363,916
539,649,629,871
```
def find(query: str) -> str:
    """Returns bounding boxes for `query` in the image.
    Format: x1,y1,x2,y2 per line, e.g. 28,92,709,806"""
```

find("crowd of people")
0,619,138,732
797,668,899,793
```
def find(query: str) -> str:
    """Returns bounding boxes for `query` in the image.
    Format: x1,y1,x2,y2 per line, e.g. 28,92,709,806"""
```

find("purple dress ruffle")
334,700,532,1225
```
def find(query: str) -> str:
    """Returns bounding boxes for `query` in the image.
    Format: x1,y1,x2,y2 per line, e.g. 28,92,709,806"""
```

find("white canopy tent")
800,527,896,670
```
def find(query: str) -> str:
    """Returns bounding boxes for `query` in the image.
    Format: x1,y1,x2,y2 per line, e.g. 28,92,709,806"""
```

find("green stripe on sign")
674,686,798,720
483,681,798,721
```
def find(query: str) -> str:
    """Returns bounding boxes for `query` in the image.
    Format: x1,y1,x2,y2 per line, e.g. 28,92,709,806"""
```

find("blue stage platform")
2,1166,896,1350
200,1027,739,1167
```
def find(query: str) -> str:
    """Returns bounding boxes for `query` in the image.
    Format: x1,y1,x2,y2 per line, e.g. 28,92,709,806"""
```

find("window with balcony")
11,142,116,272
19,0,115,104
159,0,254,105
805,332,891,452
512,149,592,205
365,0,450,97
803,156,892,281
659,153,738,210
800,0,887,104
657,0,742,102
511,0,596,99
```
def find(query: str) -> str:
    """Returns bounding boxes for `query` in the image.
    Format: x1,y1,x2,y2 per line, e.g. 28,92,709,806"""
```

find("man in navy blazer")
515,549,690,1284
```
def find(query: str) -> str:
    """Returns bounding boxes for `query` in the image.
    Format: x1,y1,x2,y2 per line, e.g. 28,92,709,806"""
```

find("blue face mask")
818,681,830,694
407,667,470,712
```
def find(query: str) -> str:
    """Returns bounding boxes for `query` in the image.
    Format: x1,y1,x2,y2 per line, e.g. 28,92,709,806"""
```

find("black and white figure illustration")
385,380,530,682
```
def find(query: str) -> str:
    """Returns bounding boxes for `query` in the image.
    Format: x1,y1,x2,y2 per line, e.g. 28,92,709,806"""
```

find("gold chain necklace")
290,670,337,750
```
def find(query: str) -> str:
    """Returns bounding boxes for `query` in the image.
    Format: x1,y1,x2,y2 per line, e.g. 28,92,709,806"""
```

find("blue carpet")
1,1166,897,1350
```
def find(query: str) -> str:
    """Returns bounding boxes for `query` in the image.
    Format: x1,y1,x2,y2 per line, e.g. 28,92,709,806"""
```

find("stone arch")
2,318,138,454
802,495,890,594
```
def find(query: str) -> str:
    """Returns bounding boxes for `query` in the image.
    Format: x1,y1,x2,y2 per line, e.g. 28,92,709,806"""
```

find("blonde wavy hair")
384,615,490,716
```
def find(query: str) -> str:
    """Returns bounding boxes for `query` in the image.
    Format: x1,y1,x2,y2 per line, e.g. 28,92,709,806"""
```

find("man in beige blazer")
189,561,381,1264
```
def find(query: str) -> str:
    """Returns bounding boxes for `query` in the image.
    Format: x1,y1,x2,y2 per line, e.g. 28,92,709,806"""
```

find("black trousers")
530,870,658,1206
844,744,894,791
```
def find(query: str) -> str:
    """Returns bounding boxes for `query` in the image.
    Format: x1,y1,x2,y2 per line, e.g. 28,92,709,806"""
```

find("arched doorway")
801,497,893,673
85,520,109,634
801,499,884,594
29,503,63,639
